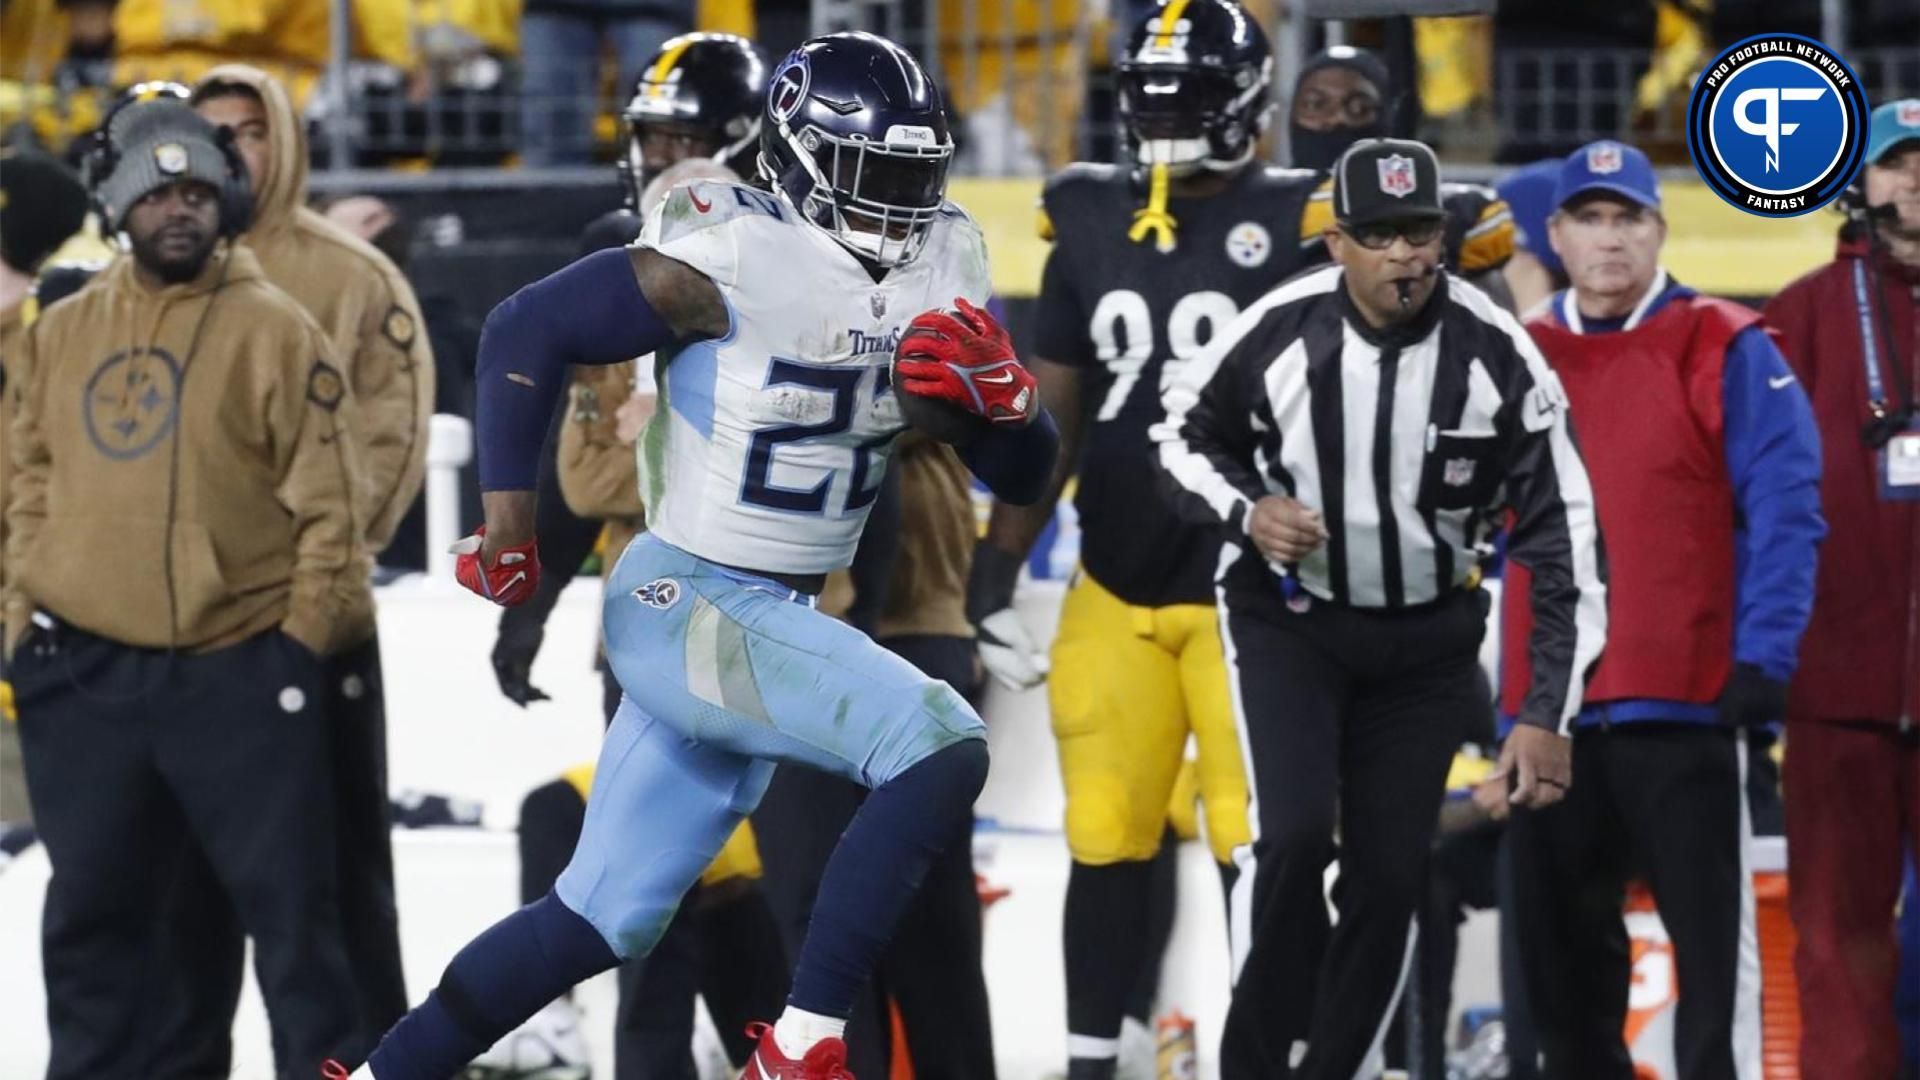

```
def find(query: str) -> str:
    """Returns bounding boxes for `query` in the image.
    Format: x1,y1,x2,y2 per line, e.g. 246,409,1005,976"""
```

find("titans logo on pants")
1687,33,1868,218
84,346,181,461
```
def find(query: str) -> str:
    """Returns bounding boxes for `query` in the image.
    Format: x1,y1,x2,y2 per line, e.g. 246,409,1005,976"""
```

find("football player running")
342,31,1058,1080
966,4,1327,1079
470,32,788,1080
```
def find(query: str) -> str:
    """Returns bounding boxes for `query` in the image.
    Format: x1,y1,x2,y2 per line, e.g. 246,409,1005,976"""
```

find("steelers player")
1288,45,1517,303
968,4,1325,1078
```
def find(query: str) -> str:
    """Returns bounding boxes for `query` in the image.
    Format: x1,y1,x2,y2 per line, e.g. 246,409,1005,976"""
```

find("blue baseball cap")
1496,158,1564,277
1867,99,1920,164
1553,139,1660,212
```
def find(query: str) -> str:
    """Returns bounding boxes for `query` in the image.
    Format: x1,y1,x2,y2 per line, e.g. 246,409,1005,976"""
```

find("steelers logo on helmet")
1686,33,1868,218
768,52,810,124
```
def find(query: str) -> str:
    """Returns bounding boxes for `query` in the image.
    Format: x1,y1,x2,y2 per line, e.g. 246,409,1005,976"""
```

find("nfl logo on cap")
154,142,189,176
1377,154,1416,198
1586,142,1623,175
1901,101,1920,127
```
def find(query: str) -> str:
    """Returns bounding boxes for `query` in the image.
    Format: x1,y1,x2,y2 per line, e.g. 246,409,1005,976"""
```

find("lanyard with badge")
1853,259,1920,500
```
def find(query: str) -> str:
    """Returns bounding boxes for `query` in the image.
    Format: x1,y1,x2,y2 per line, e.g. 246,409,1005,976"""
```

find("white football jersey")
634,179,992,574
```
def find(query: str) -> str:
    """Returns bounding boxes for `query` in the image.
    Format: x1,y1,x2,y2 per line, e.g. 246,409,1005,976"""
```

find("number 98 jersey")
635,179,993,575
1034,162,1324,606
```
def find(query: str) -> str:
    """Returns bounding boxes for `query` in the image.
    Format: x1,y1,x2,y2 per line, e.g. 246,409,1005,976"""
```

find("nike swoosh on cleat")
976,371,1015,385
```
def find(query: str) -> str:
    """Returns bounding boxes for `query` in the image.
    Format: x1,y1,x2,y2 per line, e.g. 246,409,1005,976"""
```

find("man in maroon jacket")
1764,99,1920,1080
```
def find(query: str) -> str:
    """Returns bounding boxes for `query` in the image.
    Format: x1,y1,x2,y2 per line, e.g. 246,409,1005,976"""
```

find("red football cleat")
744,1021,855,1080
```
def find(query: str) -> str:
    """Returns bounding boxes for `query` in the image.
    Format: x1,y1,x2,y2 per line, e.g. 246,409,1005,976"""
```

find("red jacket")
1763,235,1920,727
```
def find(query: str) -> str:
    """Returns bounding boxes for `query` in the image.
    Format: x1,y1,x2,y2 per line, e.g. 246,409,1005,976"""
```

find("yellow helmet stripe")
1153,0,1194,49
643,38,696,98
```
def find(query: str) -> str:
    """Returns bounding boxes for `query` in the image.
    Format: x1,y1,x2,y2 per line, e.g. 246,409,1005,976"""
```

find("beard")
129,224,218,284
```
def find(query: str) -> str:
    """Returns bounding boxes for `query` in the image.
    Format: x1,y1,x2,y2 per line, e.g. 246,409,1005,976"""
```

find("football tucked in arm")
891,299,1038,446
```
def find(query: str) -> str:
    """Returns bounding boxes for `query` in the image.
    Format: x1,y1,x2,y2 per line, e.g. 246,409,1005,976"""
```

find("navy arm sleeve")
960,410,1061,506
477,248,680,491
1722,325,1826,682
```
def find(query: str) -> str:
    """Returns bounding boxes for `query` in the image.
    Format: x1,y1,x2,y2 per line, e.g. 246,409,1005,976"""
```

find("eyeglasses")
1340,217,1444,250
1293,88,1381,127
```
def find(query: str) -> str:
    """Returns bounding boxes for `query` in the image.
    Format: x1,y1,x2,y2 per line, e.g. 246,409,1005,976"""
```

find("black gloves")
1717,662,1787,728
491,610,550,707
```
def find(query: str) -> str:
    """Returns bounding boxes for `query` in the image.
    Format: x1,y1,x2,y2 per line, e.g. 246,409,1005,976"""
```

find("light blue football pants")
554,532,987,959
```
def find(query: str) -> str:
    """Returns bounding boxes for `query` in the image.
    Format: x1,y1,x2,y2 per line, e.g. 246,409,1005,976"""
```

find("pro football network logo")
1377,154,1416,198
769,53,811,124
1686,33,1868,217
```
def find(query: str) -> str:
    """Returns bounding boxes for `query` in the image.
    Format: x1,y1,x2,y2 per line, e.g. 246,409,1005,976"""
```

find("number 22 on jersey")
738,357,893,516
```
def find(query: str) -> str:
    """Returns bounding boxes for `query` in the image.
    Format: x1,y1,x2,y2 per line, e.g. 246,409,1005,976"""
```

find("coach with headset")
3,99,366,1076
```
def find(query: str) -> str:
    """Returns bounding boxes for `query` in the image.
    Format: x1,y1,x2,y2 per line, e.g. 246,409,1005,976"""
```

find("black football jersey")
1035,162,1325,607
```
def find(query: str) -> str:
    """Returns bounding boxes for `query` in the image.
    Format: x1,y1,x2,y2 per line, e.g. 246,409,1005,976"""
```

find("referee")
1151,138,1607,1080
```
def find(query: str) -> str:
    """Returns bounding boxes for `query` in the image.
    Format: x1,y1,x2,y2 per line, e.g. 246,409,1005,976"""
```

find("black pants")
1510,724,1755,1080
150,633,407,1069
1218,575,1486,1080
517,775,789,1078
13,621,357,1079
753,634,997,1080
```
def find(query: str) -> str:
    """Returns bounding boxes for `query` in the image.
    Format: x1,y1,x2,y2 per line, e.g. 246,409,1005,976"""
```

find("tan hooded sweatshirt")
5,245,366,657
195,64,433,565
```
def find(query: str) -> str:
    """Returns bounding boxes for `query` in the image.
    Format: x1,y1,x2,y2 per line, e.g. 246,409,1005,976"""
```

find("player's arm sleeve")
1499,335,1608,735
349,271,434,554
1032,248,1095,368
978,246,1092,559
960,410,1061,506
475,248,681,491
1149,315,1271,538
276,339,370,657
1721,325,1825,682
5,327,48,656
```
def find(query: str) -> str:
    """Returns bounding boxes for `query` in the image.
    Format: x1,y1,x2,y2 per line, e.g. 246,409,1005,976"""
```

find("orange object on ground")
1622,842,1801,1079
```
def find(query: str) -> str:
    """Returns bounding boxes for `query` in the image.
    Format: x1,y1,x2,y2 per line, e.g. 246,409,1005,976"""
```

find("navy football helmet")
1117,0,1273,174
620,32,767,207
758,32,954,268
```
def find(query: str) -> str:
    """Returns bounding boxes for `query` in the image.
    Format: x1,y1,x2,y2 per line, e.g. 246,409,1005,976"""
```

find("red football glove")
894,297,1038,426
451,525,540,606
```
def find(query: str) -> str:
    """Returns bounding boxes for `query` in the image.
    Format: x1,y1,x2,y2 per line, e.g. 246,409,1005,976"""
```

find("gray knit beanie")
95,100,233,232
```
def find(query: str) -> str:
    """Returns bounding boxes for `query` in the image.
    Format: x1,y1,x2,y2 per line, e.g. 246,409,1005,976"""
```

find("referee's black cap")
1332,138,1445,226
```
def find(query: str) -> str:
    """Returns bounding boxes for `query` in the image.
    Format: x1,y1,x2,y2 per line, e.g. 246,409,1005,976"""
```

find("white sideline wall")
0,577,1504,1079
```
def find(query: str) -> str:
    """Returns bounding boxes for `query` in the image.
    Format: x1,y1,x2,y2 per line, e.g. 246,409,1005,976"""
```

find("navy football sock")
368,891,618,1078
788,738,989,1017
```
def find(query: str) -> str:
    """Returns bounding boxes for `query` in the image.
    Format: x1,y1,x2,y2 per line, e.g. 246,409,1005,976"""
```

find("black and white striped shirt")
1151,264,1607,732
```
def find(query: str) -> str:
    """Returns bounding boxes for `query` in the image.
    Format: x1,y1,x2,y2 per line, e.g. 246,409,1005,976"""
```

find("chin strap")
1128,162,1178,253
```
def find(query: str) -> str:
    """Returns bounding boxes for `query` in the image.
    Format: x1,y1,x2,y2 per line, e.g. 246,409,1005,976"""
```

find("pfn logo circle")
1687,33,1867,217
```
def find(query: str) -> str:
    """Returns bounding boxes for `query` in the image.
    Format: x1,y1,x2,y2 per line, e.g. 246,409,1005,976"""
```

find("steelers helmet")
1117,0,1274,174
619,32,767,207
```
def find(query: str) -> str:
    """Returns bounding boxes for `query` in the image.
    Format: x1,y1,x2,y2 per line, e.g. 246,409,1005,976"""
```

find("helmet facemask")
1118,60,1272,175
766,121,952,268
